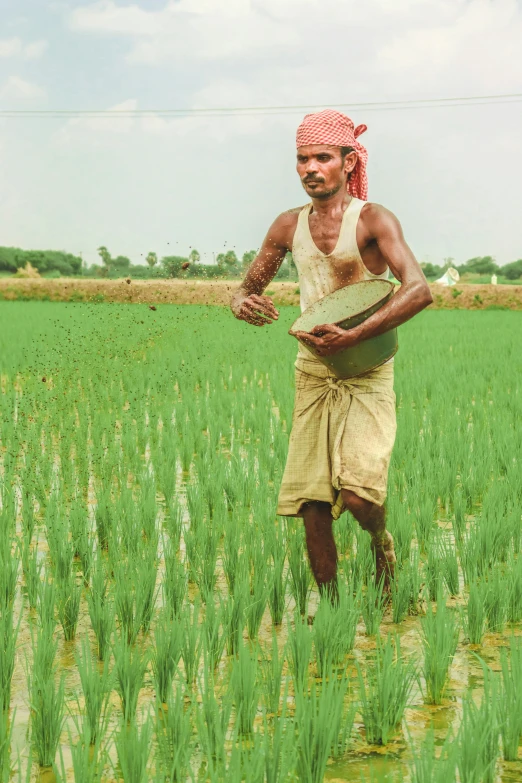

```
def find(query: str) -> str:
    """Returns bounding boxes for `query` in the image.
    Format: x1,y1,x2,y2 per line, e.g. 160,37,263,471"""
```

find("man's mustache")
303,176,325,184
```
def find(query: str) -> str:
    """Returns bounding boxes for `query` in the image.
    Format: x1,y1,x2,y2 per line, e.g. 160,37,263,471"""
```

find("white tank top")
292,198,390,360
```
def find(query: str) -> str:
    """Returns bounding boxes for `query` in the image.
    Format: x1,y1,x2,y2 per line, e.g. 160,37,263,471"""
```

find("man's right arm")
230,211,296,326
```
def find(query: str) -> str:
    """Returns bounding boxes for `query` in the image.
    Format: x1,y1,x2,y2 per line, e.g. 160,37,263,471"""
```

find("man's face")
296,144,356,200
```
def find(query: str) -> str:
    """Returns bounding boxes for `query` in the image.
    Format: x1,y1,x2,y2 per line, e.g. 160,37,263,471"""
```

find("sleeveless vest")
292,197,390,361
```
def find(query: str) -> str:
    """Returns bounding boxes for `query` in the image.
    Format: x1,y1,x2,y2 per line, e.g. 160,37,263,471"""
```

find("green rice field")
0,301,521,782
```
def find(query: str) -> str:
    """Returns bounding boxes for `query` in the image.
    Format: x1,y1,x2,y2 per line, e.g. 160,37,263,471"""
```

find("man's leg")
340,489,396,587
301,501,339,603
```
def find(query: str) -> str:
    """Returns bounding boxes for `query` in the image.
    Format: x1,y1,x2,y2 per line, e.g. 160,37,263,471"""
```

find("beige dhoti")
276,356,396,518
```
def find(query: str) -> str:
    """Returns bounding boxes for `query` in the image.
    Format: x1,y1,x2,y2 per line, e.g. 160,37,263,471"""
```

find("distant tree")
459,256,499,275
421,262,443,279
146,251,158,269
189,249,200,264
97,246,112,278
224,250,238,266
501,259,522,280
242,250,257,272
161,256,188,278
112,255,131,269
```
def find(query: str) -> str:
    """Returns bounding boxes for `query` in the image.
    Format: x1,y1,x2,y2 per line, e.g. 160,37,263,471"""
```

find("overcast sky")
0,0,521,267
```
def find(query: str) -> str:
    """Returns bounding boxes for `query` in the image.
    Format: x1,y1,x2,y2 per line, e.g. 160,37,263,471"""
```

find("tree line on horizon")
0,245,521,282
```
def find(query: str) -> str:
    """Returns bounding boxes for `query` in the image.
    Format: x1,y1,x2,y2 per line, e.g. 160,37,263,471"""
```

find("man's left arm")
295,206,433,355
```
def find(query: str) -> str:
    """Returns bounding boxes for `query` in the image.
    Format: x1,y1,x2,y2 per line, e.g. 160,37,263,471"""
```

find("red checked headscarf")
296,109,369,201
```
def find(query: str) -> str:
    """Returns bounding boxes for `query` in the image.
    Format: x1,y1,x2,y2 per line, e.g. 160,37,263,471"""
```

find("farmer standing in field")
231,110,432,599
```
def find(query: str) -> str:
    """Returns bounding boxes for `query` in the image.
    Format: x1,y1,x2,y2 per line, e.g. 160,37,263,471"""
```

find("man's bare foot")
372,531,396,592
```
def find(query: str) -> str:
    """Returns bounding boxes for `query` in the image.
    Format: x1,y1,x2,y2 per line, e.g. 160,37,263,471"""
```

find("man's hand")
292,323,360,356
231,292,279,327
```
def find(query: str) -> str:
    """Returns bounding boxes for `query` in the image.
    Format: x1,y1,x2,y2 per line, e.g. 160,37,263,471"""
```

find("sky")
0,0,521,268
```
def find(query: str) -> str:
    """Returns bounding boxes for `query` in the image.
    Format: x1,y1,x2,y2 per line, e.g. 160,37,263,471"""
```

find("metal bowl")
289,279,398,378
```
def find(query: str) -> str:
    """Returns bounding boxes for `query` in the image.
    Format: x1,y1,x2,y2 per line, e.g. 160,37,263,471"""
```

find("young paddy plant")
506,550,522,623
245,568,268,641
361,575,387,636
497,636,522,760
113,633,149,723
229,638,260,735
163,544,187,619
0,706,15,783
260,630,285,718
294,676,347,783
181,600,202,687
420,590,459,704
408,725,457,783
87,559,115,661
57,718,109,783
313,586,359,676
391,565,411,624
357,634,417,746
288,612,313,693
0,606,19,713
56,570,82,641
457,673,500,783
287,525,311,618
30,670,66,769
463,579,487,645
222,582,246,657
75,636,113,745
267,541,287,626
151,610,182,704
115,713,152,783
20,533,41,610
202,597,226,672
196,668,232,766
155,684,193,782
484,566,508,633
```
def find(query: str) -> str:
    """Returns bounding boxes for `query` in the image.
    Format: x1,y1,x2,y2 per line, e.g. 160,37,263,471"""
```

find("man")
231,109,432,599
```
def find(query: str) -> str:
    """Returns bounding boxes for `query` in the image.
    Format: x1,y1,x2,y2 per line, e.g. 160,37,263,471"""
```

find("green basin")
289,279,398,378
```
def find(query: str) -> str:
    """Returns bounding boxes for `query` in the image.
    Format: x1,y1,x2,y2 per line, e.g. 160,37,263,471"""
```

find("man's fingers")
293,330,321,346
310,323,339,336
250,294,279,319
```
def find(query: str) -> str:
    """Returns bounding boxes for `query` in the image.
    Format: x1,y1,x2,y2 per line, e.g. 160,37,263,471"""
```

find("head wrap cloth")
296,109,368,201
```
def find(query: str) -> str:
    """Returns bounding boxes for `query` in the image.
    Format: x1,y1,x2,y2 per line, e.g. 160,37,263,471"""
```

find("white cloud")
56,99,139,144
0,37,48,60
0,76,46,101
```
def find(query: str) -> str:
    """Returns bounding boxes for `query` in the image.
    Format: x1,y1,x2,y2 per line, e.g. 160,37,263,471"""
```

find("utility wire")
0,92,521,118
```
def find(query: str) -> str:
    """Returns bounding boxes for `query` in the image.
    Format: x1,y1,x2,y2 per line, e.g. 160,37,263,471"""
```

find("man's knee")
340,489,371,516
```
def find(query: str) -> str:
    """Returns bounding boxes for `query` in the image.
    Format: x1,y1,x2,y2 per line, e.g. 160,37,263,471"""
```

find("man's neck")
309,190,352,216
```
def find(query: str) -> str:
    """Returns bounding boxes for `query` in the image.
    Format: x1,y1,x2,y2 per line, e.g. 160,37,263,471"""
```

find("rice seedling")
294,676,346,783
113,633,149,723
408,549,423,615
439,534,460,596
151,610,182,704
0,606,19,712
30,670,66,768
94,487,112,551
313,587,358,676
425,537,443,602
196,669,232,765
408,725,457,783
260,629,285,717
420,591,459,704
361,575,387,636
36,576,57,632
163,544,187,619
114,714,152,783
56,571,82,641
288,612,313,693
229,638,260,735
0,538,18,611
462,579,486,645
202,597,226,672
75,636,113,745
245,568,268,640
484,566,508,633
260,704,296,783
267,544,287,626
87,561,114,661
391,565,410,624
457,672,500,783
357,634,417,745
506,550,522,623
180,600,202,687
155,684,193,781
222,584,246,657
287,525,311,617
57,718,109,783
0,706,15,783
497,636,522,760
20,534,41,610
414,496,436,553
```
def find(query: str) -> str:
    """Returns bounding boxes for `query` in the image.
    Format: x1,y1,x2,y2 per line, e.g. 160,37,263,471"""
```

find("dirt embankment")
0,277,521,310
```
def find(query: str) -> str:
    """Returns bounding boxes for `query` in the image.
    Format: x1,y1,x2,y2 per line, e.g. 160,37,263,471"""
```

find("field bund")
1,276,521,309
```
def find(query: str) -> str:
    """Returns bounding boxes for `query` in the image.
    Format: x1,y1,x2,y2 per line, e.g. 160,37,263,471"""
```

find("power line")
0,92,521,118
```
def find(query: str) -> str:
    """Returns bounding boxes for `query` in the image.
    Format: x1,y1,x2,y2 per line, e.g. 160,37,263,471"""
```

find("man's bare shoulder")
360,202,402,235
267,205,307,248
